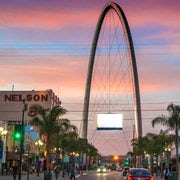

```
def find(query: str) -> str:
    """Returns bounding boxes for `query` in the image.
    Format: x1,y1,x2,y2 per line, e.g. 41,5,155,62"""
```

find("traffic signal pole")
18,99,27,180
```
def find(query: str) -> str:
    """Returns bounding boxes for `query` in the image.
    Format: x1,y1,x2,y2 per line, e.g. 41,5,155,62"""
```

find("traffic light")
124,159,130,167
13,124,22,141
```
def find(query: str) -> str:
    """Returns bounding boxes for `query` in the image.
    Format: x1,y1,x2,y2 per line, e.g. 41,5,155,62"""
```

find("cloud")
0,55,87,94
0,7,98,29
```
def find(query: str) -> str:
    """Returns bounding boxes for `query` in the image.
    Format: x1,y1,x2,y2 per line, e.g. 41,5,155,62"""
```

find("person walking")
69,164,76,180
36,159,41,176
12,163,18,180
79,164,83,175
163,166,170,180
54,165,60,180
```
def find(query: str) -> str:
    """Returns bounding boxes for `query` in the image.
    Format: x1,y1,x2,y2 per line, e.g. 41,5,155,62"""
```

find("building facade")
0,89,61,173
0,89,61,123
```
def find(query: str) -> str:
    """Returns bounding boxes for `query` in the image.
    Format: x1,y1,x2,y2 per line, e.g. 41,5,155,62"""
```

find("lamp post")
19,99,28,180
34,139,43,177
164,147,171,159
25,144,31,180
35,139,43,156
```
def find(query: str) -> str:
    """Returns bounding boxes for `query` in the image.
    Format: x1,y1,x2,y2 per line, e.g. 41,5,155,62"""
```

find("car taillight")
127,176,133,180
149,177,154,180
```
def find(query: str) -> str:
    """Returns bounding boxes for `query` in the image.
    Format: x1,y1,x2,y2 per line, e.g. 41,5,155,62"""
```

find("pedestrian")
163,166,170,180
122,169,127,177
69,164,76,180
79,164,83,174
36,159,41,176
43,158,47,171
12,163,18,180
54,165,60,180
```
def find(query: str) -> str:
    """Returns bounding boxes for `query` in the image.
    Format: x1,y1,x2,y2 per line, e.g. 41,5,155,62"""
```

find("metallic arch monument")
82,2,142,141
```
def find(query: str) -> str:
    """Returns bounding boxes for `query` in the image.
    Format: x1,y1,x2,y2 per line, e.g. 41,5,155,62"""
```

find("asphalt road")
0,170,165,180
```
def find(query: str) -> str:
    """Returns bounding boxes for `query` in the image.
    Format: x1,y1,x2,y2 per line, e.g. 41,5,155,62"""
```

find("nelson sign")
0,90,60,122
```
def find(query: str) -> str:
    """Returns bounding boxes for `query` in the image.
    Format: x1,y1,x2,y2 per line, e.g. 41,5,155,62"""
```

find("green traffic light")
14,124,22,141
124,160,130,166
15,132,21,139
125,161,129,165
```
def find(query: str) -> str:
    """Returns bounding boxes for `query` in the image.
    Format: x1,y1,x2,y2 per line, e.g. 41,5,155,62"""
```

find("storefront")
0,89,61,171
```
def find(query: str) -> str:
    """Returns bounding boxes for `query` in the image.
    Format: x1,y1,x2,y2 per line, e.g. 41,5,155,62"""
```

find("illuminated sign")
97,113,123,130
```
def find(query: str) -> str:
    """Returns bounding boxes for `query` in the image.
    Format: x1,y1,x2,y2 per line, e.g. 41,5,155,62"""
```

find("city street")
0,172,76,180
0,171,165,180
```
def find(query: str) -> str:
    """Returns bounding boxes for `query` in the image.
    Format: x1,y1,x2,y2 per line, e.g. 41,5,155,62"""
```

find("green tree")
86,143,98,168
131,136,150,167
146,130,173,157
29,104,68,158
54,125,79,153
132,136,149,157
152,103,180,179
145,131,173,174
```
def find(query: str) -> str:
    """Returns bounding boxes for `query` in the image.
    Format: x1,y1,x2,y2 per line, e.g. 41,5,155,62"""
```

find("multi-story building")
0,89,61,123
0,89,61,171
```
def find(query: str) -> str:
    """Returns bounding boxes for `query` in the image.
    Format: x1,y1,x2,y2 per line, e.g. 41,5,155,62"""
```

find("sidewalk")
0,171,85,180
153,176,163,180
153,172,179,180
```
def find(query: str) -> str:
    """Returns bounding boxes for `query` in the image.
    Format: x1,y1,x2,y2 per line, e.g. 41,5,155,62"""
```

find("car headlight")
103,168,107,172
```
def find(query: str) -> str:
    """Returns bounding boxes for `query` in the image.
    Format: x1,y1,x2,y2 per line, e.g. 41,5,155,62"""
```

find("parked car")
126,168,154,180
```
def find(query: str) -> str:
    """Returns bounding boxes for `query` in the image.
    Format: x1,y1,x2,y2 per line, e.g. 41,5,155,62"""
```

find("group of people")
10,161,83,180
53,163,76,180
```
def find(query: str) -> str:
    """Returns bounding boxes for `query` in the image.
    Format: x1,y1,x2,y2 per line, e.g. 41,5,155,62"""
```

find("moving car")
97,166,108,173
116,165,122,171
126,168,154,180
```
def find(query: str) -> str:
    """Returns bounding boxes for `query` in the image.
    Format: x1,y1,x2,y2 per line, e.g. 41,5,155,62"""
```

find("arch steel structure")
82,2,142,140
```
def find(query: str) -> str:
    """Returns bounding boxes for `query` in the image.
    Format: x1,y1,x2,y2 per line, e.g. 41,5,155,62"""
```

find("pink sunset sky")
0,0,180,155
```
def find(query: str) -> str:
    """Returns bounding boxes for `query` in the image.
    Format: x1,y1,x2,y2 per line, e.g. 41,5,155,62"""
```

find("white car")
97,166,108,173
116,166,122,171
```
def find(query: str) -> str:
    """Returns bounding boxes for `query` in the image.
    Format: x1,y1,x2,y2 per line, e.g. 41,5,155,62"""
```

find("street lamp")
35,139,43,155
164,147,171,159
113,155,119,163
0,127,8,136
0,127,8,137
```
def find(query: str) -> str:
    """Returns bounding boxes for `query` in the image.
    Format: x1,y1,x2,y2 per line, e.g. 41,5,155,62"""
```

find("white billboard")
97,113,123,130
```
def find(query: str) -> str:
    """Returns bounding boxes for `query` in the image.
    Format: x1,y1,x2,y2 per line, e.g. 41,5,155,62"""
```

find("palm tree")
53,126,78,152
131,136,150,167
152,103,180,179
145,131,173,175
54,127,79,177
86,143,98,169
29,104,68,158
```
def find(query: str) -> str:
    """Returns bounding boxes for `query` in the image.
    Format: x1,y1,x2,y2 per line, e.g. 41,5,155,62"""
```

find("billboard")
97,113,123,130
